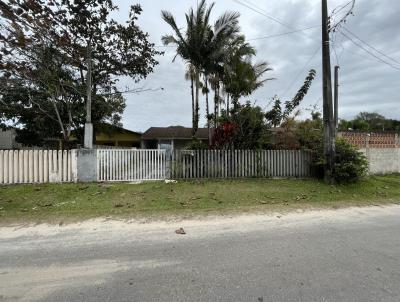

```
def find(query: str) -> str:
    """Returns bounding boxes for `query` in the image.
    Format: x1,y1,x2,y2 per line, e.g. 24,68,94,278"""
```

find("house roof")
95,123,142,136
142,126,209,140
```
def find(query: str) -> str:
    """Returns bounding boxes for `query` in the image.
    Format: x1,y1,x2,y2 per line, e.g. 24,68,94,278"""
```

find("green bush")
313,138,369,183
185,138,209,150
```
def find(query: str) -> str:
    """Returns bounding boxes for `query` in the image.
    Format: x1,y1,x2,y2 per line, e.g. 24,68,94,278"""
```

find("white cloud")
113,0,400,131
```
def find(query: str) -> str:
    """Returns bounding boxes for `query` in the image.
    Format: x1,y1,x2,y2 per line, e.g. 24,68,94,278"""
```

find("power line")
337,33,393,65
329,0,356,32
342,27,400,66
247,26,320,42
331,29,341,65
155,26,321,48
280,45,321,98
340,31,400,72
100,87,165,97
331,0,354,17
233,0,320,45
158,0,320,48
233,0,294,31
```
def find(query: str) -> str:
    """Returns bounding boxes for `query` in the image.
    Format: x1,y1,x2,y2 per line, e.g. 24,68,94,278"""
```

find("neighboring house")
0,129,21,149
141,126,209,152
94,124,142,148
69,123,142,148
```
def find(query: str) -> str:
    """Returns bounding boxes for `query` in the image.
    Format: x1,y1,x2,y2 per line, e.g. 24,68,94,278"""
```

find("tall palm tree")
201,11,241,141
223,37,273,113
162,0,241,140
162,0,215,137
184,64,196,131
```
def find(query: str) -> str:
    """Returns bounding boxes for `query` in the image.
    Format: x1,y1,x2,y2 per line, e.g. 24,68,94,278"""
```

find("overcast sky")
112,0,400,132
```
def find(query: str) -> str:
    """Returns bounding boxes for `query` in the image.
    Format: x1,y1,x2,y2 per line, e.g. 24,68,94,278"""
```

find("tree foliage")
313,138,368,183
214,102,269,149
265,69,316,127
0,0,161,146
162,0,237,136
162,1,272,140
339,112,400,133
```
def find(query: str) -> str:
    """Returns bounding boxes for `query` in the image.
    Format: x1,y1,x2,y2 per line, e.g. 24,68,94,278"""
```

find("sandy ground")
0,204,397,240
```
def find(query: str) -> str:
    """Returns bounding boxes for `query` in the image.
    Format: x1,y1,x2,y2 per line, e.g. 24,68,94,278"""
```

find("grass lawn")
1,175,400,224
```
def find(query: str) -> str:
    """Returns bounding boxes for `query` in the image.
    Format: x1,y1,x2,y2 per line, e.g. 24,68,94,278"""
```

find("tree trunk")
67,109,73,138
205,75,211,145
52,96,68,142
214,82,219,129
226,94,230,116
232,97,240,114
217,85,220,120
194,70,200,137
191,74,195,137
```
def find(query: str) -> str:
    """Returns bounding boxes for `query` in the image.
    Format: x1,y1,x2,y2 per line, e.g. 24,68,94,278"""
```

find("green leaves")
0,0,161,146
284,69,316,118
265,69,317,128
265,97,282,128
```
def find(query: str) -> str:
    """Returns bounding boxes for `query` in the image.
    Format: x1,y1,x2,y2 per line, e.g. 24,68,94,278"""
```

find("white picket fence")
0,150,76,184
1,148,314,184
97,149,167,182
171,150,313,179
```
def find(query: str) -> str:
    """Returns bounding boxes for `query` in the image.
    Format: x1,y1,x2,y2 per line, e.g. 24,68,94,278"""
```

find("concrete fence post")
76,149,97,182
365,133,371,165
71,149,78,183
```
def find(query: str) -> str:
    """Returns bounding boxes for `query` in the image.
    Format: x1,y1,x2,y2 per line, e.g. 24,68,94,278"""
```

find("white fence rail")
171,150,313,179
1,149,314,184
0,150,76,184
97,149,167,182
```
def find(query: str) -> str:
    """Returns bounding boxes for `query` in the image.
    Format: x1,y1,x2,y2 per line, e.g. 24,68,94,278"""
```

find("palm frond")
161,35,179,46
214,11,240,38
161,10,186,47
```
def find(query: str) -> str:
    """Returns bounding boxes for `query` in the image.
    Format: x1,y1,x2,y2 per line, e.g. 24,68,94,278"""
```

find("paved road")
1,206,400,302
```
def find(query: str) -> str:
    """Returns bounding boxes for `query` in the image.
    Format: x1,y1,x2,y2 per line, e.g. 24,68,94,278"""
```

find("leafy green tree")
339,112,400,133
217,102,269,149
295,114,323,150
265,96,282,128
265,69,316,127
0,0,160,146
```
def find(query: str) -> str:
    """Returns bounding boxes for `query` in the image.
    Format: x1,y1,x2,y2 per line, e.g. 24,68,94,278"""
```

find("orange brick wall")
339,132,399,149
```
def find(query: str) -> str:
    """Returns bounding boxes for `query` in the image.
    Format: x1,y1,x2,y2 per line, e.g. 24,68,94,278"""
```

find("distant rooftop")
96,123,142,136
142,126,208,140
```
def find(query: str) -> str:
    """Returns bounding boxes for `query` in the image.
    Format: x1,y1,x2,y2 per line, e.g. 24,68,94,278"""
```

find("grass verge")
1,175,400,224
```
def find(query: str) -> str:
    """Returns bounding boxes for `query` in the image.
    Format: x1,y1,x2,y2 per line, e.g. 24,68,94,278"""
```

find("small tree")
265,69,316,127
214,102,269,149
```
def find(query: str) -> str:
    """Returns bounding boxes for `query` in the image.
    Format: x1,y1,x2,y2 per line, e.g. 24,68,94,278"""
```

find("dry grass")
1,175,400,224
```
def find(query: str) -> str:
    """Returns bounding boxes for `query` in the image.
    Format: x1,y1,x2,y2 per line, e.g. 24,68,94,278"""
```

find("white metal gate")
97,149,167,182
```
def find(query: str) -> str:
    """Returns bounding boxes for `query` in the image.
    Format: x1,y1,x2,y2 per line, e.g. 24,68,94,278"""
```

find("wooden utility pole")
334,65,340,131
84,40,93,149
322,0,335,183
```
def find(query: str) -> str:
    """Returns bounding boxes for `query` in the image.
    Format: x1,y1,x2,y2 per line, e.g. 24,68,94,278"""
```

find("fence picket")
95,149,166,182
0,149,75,184
1,148,312,184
